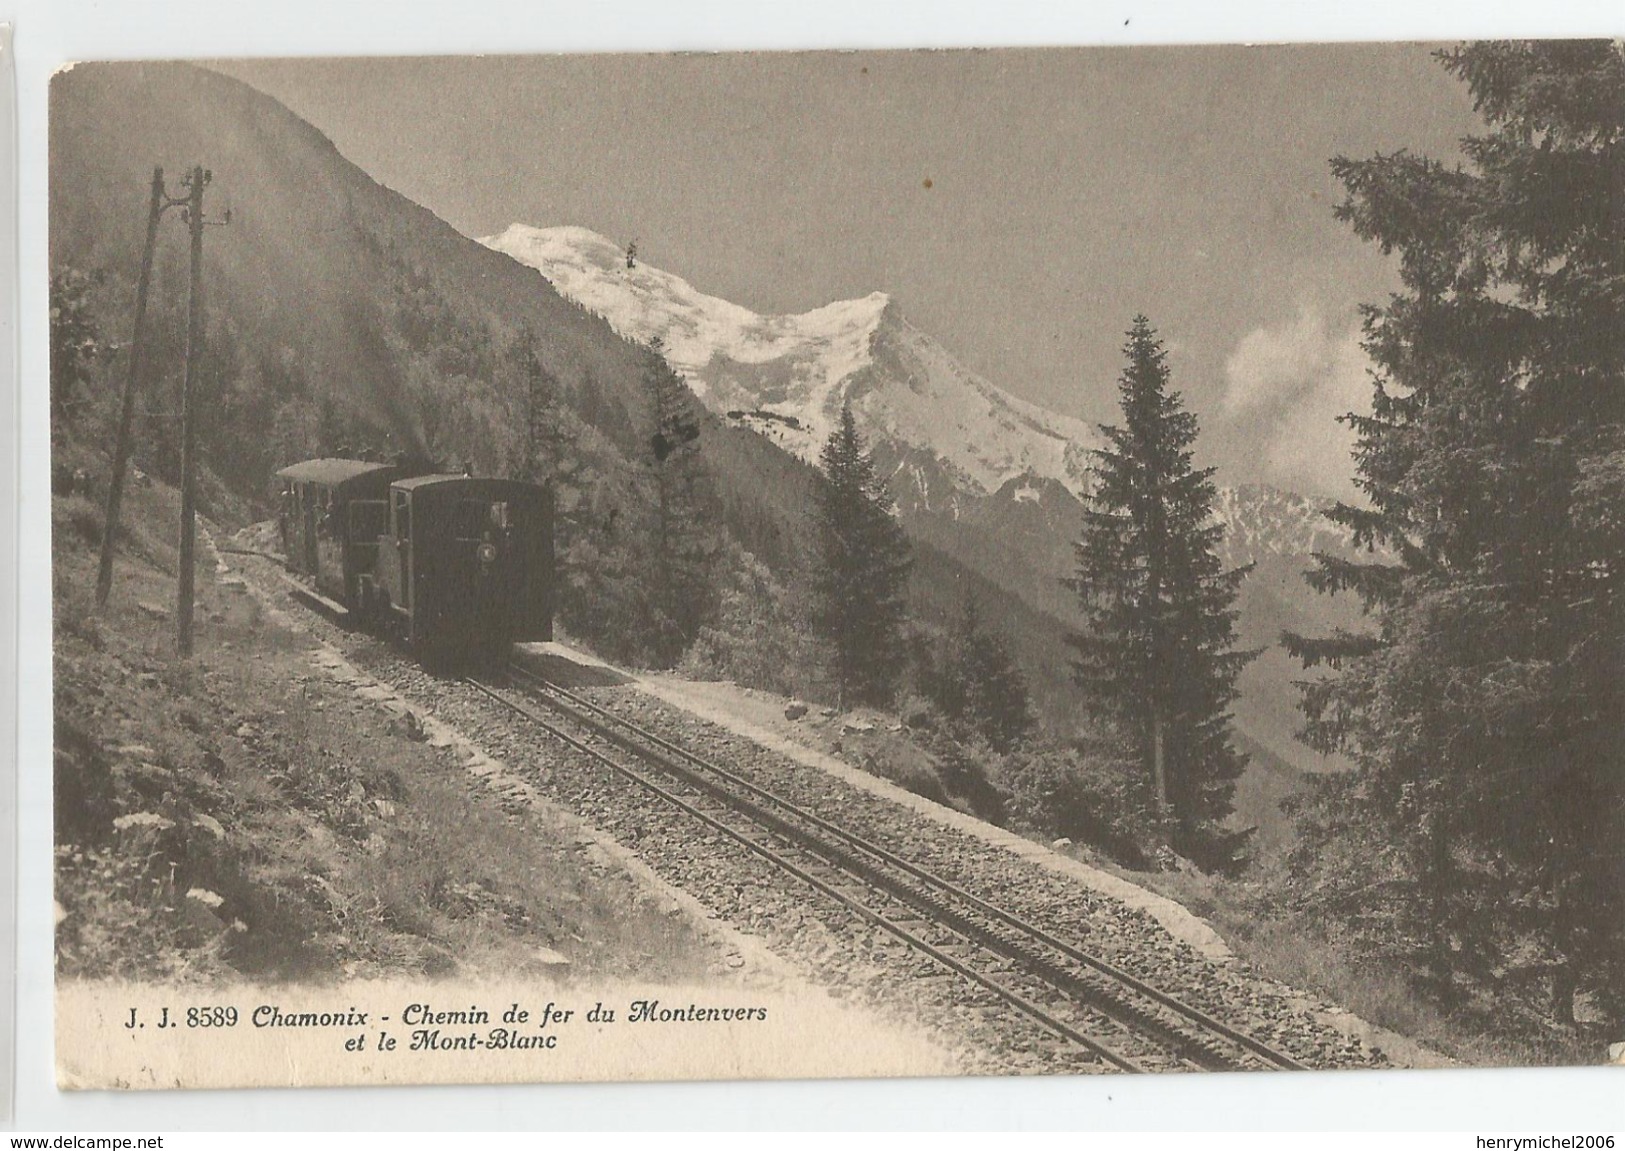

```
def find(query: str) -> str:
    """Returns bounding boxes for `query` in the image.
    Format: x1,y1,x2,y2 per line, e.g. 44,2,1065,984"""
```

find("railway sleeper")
514,678,1270,1073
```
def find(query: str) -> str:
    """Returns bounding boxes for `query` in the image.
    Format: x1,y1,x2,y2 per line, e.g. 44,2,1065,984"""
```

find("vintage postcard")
46,42,1624,1091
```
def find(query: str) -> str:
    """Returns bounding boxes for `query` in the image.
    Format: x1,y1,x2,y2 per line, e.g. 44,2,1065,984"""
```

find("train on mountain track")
275,458,554,666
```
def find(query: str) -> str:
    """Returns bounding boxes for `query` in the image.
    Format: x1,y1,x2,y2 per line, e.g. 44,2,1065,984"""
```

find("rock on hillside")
1210,483,1360,571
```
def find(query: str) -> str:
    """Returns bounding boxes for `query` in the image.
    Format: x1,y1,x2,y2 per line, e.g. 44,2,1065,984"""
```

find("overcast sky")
216,45,1483,498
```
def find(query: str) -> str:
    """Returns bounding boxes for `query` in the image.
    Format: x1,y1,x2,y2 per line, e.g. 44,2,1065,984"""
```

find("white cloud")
1221,307,1370,498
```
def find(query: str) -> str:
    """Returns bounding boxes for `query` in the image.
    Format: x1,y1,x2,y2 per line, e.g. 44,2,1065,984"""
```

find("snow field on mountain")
481,223,1355,557
483,224,882,403
483,223,1098,498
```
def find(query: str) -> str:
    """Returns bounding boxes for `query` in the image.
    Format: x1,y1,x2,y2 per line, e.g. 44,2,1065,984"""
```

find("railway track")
466,662,1309,1075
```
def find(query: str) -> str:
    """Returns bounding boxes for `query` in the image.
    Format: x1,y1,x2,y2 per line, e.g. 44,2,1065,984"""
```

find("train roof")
390,474,542,493
276,458,397,486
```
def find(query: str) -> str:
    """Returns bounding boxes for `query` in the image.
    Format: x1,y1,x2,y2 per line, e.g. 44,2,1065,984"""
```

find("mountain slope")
487,224,1371,788
51,63,664,477
483,224,1101,513
51,63,836,577
53,63,1362,831
49,62,1050,685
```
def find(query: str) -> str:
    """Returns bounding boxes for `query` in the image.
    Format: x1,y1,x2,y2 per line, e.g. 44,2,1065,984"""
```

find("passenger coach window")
394,492,411,540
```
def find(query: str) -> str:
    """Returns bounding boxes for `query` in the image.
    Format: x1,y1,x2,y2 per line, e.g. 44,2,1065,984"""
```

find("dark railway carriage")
366,475,554,659
275,459,402,608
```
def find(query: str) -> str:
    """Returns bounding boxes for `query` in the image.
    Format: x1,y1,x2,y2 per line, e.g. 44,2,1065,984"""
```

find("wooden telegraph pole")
96,164,227,645
176,166,209,657
95,167,166,607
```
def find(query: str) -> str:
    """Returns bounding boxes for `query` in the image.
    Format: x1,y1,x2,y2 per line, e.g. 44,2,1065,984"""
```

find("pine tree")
499,329,608,640
1067,317,1256,870
49,267,107,431
510,333,564,478
812,404,913,708
924,592,1034,753
964,619,1034,754
641,338,720,666
507,330,585,539
1284,42,1625,1021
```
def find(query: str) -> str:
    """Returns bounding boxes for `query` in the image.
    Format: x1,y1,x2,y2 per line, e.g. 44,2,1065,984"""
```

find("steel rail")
463,673,1151,1073
263,557,1303,1073
510,663,1307,1073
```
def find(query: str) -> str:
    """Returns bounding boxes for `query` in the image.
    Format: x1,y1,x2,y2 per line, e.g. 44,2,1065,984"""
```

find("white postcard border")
13,0,1625,1131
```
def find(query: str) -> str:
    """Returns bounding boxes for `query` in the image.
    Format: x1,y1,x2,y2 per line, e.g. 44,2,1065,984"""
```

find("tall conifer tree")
1068,317,1256,870
1284,42,1625,1020
510,333,567,481
924,592,1034,753
812,404,913,708
641,338,719,666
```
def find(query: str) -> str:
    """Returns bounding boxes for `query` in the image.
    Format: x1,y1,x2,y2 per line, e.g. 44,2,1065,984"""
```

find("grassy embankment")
668,652,1601,1068
51,447,717,986
1096,849,1599,1068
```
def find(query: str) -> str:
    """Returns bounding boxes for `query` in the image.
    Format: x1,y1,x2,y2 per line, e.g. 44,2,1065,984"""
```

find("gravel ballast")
235,553,1414,1075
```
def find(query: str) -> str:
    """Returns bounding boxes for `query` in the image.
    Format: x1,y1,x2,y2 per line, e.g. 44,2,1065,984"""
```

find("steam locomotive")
276,459,554,663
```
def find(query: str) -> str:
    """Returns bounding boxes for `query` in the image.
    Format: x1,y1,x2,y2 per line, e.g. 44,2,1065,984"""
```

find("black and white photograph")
40,30,1624,1098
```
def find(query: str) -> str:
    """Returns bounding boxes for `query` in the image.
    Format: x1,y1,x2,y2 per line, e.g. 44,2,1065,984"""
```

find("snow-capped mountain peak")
482,223,887,405
481,223,1100,506
1211,482,1360,565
